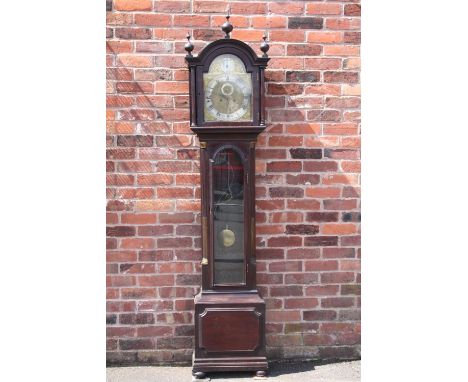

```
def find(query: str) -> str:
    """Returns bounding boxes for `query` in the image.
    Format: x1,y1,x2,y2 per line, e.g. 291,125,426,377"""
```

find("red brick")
285,123,321,134
157,312,193,324
175,299,195,311
340,260,361,271
269,136,303,147
269,261,302,273
286,174,320,186
252,16,287,28
321,272,355,284
155,137,192,149
159,262,193,273
159,213,194,224
322,223,357,235
304,236,338,247
114,0,152,11
106,41,133,53
116,81,153,94
284,273,319,285
173,15,210,27
120,238,155,250
303,334,335,346
344,32,361,44
344,4,361,16
118,263,155,274
154,81,189,94
107,68,133,81
305,285,339,296
323,122,359,135
341,284,361,295
115,28,152,40
158,237,193,248
134,14,172,26
267,83,304,95
324,45,360,57
137,174,173,186
324,71,359,84
106,174,134,186
137,326,173,337
121,213,156,224
306,188,341,198
107,251,137,263
268,236,302,247
256,200,285,211
176,200,201,212
304,58,341,70
176,274,201,286
305,260,339,272
231,29,265,42
269,187,304,198
326,18,361,30
107,226,136,237
154,1,190,13
307,31,343,44
267,161,302,173
231,2,267,14
303,310,337,321
266,310,302,323
323,248,356,259
107,275,136,287
157,187,193,199
269,212,303,224
269,30,305,43
287,44,322,56
269,2,304,15
306,3,342,15
287,248,320,260
139,275,175,287
322,297,354,308
137,225,173,237
323,199,357,210
308,109,341,122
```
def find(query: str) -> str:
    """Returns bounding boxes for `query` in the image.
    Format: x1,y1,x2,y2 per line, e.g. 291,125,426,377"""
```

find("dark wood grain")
199,308,260,352
187,35,269,376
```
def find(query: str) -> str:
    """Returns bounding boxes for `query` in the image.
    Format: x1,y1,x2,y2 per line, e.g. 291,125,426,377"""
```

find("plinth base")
192,292,268,375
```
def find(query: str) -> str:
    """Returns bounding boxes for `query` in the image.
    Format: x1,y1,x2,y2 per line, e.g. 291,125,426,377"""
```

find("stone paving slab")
107,360,360,382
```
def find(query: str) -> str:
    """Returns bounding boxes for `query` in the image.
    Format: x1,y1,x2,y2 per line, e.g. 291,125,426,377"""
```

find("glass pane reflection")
212,148,245,285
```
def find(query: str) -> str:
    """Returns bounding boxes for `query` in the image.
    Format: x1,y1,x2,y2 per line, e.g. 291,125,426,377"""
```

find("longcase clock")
185,16,270,379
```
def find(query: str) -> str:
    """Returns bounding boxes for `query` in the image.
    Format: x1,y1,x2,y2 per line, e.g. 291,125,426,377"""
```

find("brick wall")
106,0,360,365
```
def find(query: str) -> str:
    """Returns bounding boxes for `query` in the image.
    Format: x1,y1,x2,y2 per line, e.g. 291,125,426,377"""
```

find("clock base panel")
193,292,268,374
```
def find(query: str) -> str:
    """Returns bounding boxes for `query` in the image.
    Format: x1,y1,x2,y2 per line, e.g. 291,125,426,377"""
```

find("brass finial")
184,32,194,57
260,33,270,57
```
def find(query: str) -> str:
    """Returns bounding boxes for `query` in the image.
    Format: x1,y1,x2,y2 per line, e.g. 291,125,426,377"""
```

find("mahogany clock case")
191,128,268,375
185,27,270,377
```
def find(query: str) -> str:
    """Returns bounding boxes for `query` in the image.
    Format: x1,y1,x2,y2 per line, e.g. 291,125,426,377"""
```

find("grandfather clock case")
185,17,270,379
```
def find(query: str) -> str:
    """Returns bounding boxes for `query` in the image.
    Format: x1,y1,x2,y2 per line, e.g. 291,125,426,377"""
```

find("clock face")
203,54,253,122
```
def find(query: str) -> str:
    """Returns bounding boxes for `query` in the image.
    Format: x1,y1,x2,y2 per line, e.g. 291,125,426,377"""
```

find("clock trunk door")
208,144,250,289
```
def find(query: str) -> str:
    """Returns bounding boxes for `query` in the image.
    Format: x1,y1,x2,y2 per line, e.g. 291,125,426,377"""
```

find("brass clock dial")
203,54,253,122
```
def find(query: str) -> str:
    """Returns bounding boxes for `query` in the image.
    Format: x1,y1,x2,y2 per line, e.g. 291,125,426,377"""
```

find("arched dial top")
185,26,270,127
203,54,253,122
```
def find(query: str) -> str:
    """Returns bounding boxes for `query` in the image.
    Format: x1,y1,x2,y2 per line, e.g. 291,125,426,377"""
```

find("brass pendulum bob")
219,224,235,248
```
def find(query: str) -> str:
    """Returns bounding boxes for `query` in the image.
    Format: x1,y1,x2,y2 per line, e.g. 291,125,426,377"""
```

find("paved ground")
107,360,360,382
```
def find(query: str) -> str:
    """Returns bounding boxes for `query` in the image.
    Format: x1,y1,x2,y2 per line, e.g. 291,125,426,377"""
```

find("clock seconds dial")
203,54,253,122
